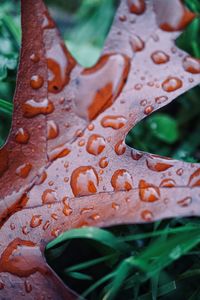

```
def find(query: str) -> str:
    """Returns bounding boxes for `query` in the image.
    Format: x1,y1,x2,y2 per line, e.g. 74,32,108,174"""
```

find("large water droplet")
70,166,99,197
162,77,182,92
42,189,57,204
86,134,106,156
22,98,54,118
146,158,173,172
139,180,160,202
73,54,130,121
15,163,32,178
101,115,127,129
111,169,133,191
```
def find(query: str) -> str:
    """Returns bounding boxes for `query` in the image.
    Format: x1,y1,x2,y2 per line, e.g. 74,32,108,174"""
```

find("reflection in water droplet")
177,197,192,207
115,140,126,155
23,98,54,118
42,189,57,204
101,115,127,129
70,166,99,197
127,0,146,14
139,180,160,202
86,134,106,156
130,34,145,52
151,51,169,64
30,75,44,89
141,210,153,221
111,169,133,191
162,77,182,92
183,56,200,74
154,0,195,32
74,54,130,121
47,120,59,140
99,157,109,168
15,128,30,144
30,215,42,228
15,163,32,178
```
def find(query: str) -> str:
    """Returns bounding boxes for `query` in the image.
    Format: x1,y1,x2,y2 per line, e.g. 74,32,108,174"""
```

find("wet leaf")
0,0,200,298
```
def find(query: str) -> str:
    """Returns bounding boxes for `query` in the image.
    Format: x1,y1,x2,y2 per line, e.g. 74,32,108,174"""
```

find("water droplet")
51,228,60,237
111,169,133,191
151,51,169,64
119,15,127,22
22,226,30,235
42,11,55,29
112,202,120,210
47,120,59,140
75,129,84,137
134,83,143,90
30,215,42,228
188,168,200,187
43,220,50,231
86,134,106,156
80,207,94,214
51,213,58,220
99,157,109,168
130,34,145,52
101,115,127,129
10,223,15,230
131,149,143,160
62,197,72,216
160,178,176,187
144,105,154,115
154,0,195,32
141,210,153,221
162,77,182,92
24,280,32,293
177,196,192,207
183,56,200,74
30,75,44,89
140,99,147,106
139,180,160,202
22,98,54,118
15,163,32,178
42,189,57,204
0,239,45,277
127,0,146,14
176,168,184,176
36,171,47,185
30,53,40,63
78,139,85,147
87,123,94,131
155,95,168,104
49,143,71,161
73,54,130,121
90,213,100,221
146,158,173,172
70,166,99,197
15,128,30,144
115,140,126,155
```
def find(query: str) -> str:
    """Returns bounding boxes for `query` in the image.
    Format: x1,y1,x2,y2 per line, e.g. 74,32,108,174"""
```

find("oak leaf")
0,0,200,298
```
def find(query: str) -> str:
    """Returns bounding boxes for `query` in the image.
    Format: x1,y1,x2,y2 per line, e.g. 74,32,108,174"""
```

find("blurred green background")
1,1,200,300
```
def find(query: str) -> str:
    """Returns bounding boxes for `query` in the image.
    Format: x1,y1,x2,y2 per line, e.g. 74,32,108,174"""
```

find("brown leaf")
0,0,200,298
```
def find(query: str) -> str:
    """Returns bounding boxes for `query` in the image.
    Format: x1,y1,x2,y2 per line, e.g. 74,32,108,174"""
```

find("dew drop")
43,220,50,231
155,95,168,104
112,202,120,210
62,197,73,216
30,215,42,228
111,169,133,191
176,168,184,176
47,120,59,140
151,51,169,64
99,157,109,168
49,144,71,162
30,53,40,63
139,180,160,202
144,105,154,115
15,128,30,144
162,77,182,92
42,189,57,205
115,140,126,155
130,34,145,52
23,98,54,118
183,56,200,74
160,178,176,187
146,158,173,172
141,210,153,221
70,166,99,197
101,115,127,129
131,149,143,160
188,168,200,187
177,196,192,207
15,163,32,178
30,75,44,89
127,0,146,14
86,134,106,156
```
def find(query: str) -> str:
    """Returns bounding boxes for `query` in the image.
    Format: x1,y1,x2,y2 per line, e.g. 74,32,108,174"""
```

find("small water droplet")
112,202,120,210
15,128,30,144
160,178,176,187
47,120,59,140
99,157,109,168
30,53,40,63
130,34,145,52
155,95,168,104
141,210,153,221
144,105,154,115
24,280,32,293
30,75,44,89
16,163,32,178
139,180,160,202
177,196,192,207
30,215,42,228
176,168,184,176
115,140,126,155
151,51,169,64
101,115,127,129
183,56,200,74
127,0,146,14
42,189,57,204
